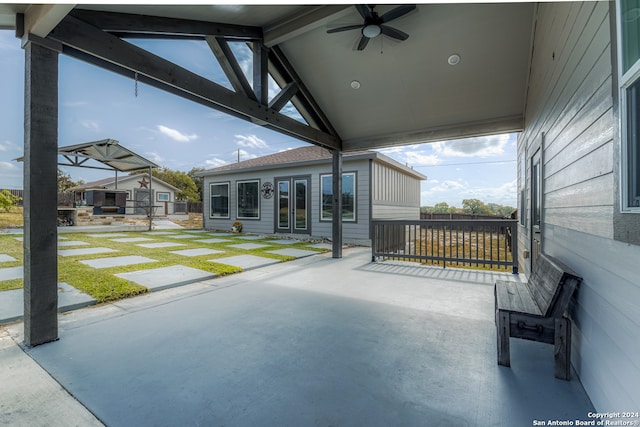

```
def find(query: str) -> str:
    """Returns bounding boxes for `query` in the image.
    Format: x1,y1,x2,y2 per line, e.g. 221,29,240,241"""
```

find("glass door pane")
294,179,307,230
278,180,289,229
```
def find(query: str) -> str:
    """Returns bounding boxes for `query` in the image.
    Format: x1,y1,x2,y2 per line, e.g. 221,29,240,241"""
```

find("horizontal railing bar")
371,219,518,274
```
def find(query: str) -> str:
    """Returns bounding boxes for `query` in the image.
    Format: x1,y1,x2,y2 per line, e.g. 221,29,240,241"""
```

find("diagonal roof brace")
48,14,341,151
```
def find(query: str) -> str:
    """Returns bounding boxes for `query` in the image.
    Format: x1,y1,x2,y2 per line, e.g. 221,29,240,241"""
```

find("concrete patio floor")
2,246,594,426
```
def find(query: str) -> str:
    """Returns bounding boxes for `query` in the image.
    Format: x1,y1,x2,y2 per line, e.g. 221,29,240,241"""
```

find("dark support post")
148,166,153,231
332,149,342,258
23,36,61,347
253,42,269,106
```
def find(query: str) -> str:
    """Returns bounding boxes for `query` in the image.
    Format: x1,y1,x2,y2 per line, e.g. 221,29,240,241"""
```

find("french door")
275,176,311,234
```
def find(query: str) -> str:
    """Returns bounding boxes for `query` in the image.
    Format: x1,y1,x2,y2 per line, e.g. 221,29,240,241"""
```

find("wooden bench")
494,253,582,380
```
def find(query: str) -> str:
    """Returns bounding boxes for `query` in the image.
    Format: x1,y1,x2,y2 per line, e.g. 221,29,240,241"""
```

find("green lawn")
0,230,327,303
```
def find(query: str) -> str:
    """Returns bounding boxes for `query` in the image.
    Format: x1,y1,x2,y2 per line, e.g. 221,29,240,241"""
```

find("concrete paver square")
80,256,158,269
268,239,298,245
194,238,232,244
228,243,269,250
85,233,128,238
170,248,225,257
0,254,17,263
115,265,216,292
309,243,333,250
182,230,209,233
57,240,90,247
0,282,96,325
165,234,196,239
236,235,263,240
209,254,280,270
59,247,119,257
142,231,176,235
136,242,186,249
207,232,233,237
268,248,319,258
110,237,155,243
0,266,22,280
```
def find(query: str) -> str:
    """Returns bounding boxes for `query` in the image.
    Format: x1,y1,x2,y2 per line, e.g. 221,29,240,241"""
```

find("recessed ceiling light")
350,80,361,89
448,54,461,66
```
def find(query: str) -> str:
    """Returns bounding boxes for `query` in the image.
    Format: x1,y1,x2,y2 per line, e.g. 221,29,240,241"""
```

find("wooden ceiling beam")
49,15,341,150
70,9,262,40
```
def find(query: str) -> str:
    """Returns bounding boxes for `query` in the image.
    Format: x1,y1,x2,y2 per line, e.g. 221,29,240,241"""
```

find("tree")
433,202,456,213
58,168,84,192
462,198,492,215
0,190,21,212
133,167,201,202
187,167,205,201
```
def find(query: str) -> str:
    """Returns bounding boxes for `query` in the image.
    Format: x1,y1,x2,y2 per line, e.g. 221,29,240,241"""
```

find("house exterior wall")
202,157,423,244
371,160,422,219
100,176,178,215
518,1,639,411
202,159,372,243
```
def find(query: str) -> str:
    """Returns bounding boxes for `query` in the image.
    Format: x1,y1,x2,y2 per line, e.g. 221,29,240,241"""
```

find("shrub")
0,190,21,213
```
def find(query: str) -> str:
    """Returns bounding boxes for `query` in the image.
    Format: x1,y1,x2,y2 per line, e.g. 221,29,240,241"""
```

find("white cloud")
0,161,19,170
235,134,268,150
80,120,101,132
205,157,227,168
157,125,198,143
145,151,164,163
63,101,89,107
432,134,510,158
236,149,257,161
428,179,466,192
403,151,441,166
0,140,20,152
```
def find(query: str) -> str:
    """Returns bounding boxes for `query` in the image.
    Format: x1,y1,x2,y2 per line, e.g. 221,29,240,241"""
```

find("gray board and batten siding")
518,2,639,411
200,147,425,244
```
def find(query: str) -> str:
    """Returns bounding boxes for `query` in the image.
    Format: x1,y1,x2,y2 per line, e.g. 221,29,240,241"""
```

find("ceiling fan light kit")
327,4,416,51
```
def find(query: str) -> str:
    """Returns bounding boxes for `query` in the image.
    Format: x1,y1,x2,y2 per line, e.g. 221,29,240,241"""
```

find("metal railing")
372,219,518,274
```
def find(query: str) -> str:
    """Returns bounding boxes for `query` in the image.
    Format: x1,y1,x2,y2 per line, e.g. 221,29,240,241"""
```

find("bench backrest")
526,254,582,318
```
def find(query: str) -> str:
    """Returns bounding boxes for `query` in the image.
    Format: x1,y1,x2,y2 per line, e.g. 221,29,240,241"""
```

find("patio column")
22,35,61,347
332,149,342,258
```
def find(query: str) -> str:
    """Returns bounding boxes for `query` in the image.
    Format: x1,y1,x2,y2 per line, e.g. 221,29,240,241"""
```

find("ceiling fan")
327,4,416,51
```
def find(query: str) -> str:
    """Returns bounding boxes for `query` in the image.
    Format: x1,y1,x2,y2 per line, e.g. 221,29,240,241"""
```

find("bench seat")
495,254,582,380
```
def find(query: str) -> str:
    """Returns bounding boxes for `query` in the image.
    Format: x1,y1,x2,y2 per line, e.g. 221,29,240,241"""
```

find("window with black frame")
237,180,260,219
210,182,229,218
619,0,640,210
320,172,356,221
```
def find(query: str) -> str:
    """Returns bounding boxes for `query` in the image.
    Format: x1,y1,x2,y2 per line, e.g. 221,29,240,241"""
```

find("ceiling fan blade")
380,5,416,24
355,4,373,20
327,24,364,34
381,25,409,41
357,35,370,51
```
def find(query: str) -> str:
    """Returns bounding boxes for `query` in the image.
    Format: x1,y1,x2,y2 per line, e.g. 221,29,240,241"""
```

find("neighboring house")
198,146,426,244
72,173,183,216
517,2,639,410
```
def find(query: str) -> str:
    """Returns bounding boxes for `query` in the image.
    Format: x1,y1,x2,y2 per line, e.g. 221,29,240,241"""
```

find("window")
320,172,356,221
210,182,229,218
157,192,170,202
237,180,260,219
619,0,640,210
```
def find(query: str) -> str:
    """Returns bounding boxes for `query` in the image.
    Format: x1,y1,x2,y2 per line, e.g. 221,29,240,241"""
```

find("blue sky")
0,29,517,208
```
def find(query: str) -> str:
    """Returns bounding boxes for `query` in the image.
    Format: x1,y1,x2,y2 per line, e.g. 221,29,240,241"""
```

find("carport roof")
57,139,159,172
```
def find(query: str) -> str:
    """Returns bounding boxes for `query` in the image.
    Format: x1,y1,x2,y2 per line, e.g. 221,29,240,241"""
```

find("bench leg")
554,317,571,380
497,310,510,367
